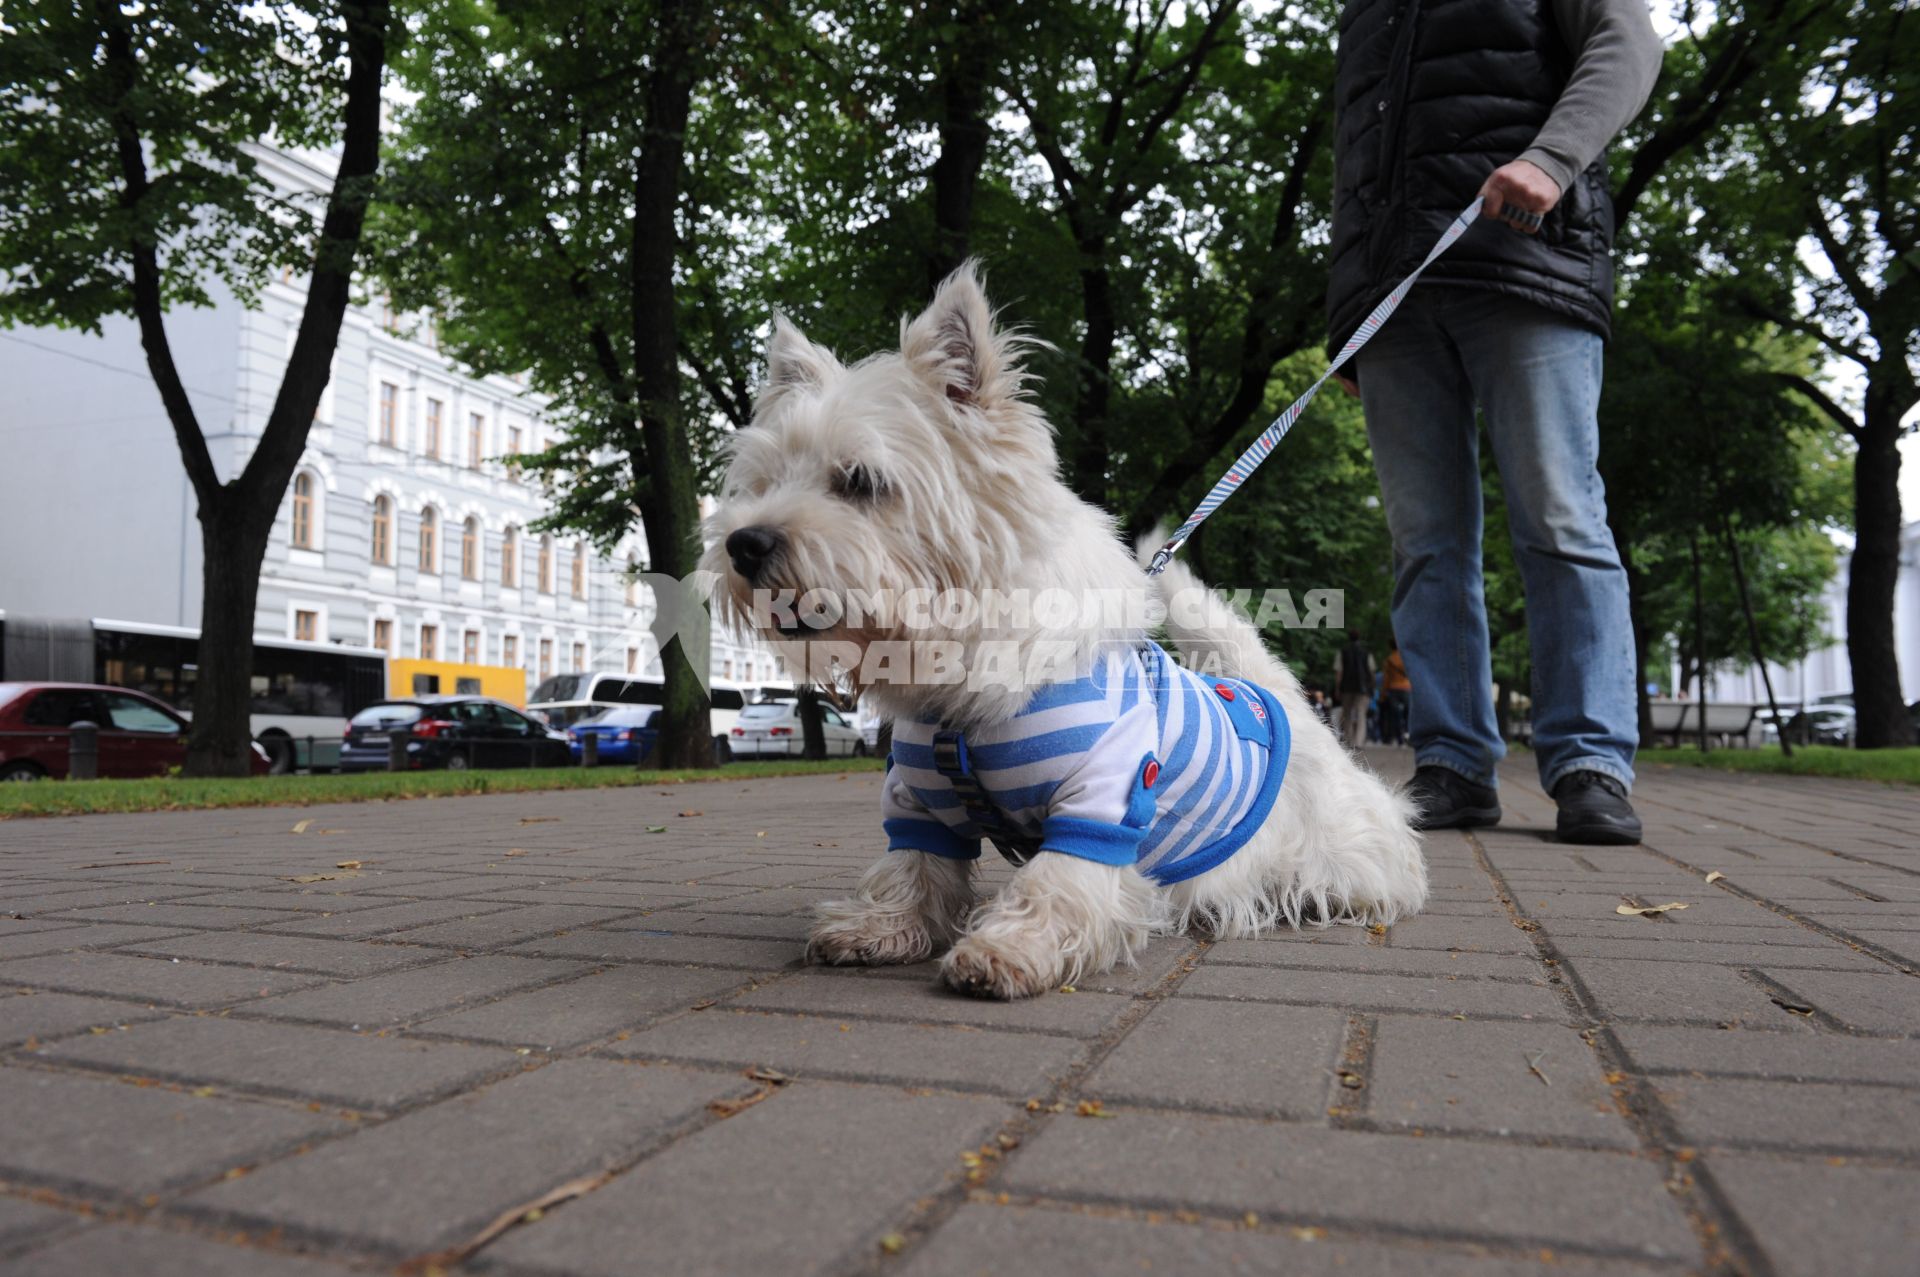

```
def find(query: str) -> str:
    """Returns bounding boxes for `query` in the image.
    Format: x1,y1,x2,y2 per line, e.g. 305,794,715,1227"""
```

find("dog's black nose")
726,526,783,581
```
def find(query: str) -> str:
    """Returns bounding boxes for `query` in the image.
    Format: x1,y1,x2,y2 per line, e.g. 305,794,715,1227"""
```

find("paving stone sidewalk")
0,753,1915,1276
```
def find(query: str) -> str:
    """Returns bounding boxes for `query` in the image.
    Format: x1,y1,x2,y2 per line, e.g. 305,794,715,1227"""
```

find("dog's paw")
806,904,934,967
940,935,1056,999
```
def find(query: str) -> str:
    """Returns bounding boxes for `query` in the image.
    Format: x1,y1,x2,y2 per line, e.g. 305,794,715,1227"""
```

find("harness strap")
931,729,1041,867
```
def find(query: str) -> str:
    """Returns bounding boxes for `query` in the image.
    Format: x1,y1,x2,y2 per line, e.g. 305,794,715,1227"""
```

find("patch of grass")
0,757,886,820
1639,745,1920,787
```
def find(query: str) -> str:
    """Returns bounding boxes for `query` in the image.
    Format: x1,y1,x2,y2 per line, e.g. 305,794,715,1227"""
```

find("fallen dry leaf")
1074,1100,1116,1118
1615,902,1689,918
286,873,341,884
1770,996,1816,1016
645,825,667,834
744,1066,792,1084
517,816,559,826
707,1087,777,1119
399,1169,616,1273
677,809,704,818
290,819,313,835
504,848,527,857
689,999,717,1011
1705,871,1726,884
878,1234,908,1256
334,860,363,870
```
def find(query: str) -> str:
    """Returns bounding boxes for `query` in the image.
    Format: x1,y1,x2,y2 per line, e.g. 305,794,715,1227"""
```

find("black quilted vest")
1327,0,1616,351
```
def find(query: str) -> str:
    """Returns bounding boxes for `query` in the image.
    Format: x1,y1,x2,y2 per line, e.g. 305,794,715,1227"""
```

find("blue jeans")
1356,289,1636,792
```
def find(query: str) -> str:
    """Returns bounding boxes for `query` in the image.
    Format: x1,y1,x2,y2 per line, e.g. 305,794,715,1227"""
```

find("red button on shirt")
1214,683,1235,701
1142,759,1160,789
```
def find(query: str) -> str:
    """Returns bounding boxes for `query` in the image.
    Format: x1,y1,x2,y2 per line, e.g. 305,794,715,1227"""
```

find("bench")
1646,700,1769,749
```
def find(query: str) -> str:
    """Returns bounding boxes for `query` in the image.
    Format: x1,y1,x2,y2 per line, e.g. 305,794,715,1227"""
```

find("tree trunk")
1721,515,1791,757
184,507,274,775
1691,532,1709,752
630,4,712,770
1848,398,1909,749
1069,250,1115,504
796,686,827,761
1619,536,1655,747
926,0,1005,288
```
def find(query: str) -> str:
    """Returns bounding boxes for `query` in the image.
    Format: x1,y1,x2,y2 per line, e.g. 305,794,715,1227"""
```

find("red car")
0,682,270,781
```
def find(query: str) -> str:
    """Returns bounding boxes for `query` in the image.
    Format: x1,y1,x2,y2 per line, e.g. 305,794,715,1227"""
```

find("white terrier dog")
702,264,1425,999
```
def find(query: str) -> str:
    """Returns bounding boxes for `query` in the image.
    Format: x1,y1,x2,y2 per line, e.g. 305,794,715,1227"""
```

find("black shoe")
1406,765,1502,831
1553,770,1642,845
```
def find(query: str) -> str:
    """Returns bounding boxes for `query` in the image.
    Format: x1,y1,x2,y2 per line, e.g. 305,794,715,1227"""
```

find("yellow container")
388,658,529,707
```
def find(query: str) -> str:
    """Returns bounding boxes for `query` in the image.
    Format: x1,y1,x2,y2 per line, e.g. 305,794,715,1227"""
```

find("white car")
727,701,868,758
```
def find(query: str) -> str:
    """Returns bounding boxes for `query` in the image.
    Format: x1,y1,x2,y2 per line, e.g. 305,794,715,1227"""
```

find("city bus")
0,614,387,772
388,657,527,706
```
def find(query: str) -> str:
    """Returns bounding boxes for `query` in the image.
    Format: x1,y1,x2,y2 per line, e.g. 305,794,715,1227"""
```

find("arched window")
502,526,519,588
570,541,586,599
419,506,439,574
290,473,315,549
538,534,554,594
370,495,393,565
461,516,480,580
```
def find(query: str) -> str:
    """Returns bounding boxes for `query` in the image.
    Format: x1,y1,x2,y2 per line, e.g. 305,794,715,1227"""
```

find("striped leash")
1145,198,1485,577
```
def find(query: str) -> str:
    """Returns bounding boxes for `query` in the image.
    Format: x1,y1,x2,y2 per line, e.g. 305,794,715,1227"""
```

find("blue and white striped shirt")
883,642,1291,885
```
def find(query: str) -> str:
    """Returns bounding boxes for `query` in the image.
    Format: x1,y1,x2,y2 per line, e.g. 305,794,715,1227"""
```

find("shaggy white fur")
702,264,1427,1000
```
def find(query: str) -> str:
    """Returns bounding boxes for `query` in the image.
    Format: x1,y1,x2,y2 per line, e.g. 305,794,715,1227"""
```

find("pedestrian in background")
1333,629,1374,750
1327,0,1661,844
1382,638,1411,747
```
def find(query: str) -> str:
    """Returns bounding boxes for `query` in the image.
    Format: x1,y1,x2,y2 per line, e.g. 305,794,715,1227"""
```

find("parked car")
1782,705,1857,748
0,682,270,780
568,706,659,767
728,700,867,758
338,697,571,772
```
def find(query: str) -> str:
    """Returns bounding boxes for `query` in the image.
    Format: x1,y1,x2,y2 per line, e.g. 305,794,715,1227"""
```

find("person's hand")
1334,373,1359,397
1477,159,1561,235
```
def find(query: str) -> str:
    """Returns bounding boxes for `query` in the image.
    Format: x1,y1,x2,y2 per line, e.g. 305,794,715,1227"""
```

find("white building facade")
1701,522,1920,709
0,144,773,700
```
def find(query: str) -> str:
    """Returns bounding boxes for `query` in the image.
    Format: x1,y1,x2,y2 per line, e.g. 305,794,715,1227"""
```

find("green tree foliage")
1651,0,1917,745
374,0,757,766
372,0,1858,750
0,1,394,775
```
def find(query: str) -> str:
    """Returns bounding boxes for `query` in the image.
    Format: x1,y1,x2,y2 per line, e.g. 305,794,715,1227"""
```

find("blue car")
568,705,659,766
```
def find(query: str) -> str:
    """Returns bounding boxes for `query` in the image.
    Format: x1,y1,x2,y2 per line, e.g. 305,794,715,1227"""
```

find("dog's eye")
831,464,884,503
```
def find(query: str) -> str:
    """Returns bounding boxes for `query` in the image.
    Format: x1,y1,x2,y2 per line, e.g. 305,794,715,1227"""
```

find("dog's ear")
763,314,840,394
900,262,1025,411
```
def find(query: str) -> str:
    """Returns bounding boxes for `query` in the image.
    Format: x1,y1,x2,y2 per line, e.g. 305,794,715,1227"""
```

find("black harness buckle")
932,729,1041,867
